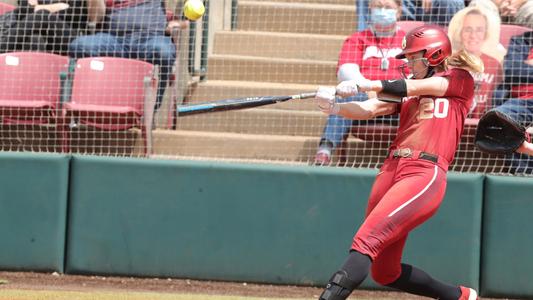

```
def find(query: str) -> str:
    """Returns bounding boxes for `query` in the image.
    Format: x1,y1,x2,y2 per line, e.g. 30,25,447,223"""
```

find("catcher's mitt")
475,109,528,155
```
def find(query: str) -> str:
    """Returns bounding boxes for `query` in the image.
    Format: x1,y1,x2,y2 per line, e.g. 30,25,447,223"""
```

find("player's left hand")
315,86,339,115
336,79,373,98
335,80,358,98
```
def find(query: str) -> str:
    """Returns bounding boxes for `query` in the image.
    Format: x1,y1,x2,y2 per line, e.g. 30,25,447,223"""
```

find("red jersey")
510,48,533,99
337,29,406,80
469,54,502,118
390,68,475,164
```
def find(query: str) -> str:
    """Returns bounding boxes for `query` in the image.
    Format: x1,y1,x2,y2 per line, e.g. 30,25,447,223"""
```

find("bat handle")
293,92,317,99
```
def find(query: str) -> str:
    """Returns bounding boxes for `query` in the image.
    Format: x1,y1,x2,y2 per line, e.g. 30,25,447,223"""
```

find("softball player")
315,25,482,300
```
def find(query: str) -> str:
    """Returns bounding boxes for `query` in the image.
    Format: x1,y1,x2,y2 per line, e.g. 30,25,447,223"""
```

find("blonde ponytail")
446,49,484,73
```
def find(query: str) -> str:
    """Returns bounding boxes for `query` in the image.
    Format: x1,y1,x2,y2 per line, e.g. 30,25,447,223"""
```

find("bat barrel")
176,92,317,117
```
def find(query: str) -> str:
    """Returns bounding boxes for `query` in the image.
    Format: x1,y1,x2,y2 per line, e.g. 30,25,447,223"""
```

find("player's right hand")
315,86,339,115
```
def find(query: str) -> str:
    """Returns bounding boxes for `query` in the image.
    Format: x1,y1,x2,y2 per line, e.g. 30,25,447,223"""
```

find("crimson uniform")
351,68,475,285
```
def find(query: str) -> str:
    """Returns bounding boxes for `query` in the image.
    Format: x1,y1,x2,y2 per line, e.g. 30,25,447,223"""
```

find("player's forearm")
336,102,373,120
356,77,448,98
337,98,396,120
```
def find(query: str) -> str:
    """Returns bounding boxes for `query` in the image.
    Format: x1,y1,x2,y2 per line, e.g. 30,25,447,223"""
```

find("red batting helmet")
395,25,452,66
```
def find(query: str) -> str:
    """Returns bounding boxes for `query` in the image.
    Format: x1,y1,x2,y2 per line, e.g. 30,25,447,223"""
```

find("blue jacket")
503,30,533,87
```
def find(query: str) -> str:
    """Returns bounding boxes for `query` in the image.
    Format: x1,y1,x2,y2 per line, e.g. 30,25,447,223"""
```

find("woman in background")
448,6,504,118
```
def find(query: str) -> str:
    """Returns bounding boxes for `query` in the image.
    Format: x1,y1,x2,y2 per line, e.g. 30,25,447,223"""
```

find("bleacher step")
237,1,356,36
151,129,388,168
206,54,337,85
213,30,344,61
152,129,321,161
175,107,326,136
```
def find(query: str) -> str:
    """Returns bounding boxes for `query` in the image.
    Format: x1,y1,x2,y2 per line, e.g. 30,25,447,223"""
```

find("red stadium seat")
0,52,68,125
397,21,425,33
0,2,15,15
62,57,157,155
499,24,532,48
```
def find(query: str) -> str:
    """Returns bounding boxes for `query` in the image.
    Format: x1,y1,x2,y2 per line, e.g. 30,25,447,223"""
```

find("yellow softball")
183,0,205,21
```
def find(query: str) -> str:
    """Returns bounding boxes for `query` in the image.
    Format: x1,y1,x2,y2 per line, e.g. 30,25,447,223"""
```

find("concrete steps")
175,108,326,136
152,129,387,166
177,0,353,164
213,31,345,61
236,1,356,36
153,129,321,161
206,54,337,85
150,129,398,168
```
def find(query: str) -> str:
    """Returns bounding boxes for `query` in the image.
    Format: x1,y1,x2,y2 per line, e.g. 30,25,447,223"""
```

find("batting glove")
316,86,339,115
336,79,374,98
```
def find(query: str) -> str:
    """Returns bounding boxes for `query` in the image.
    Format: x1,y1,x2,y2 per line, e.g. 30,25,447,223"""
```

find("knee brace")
319,270,358,300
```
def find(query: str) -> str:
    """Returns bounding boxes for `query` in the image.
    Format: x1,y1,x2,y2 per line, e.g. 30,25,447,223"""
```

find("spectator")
468,0,501,18
514,0,533,27
496,0,533,25
0,0,90,55
492,14,533,174
314,0,406,166
448,6,504,118
68,0,176,110
357,0,464,30
471,0,533,26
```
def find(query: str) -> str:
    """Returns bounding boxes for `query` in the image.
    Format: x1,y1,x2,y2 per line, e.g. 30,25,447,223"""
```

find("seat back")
0,2,15,15
0,52,68,104
499,24,532,48
70,57,154,114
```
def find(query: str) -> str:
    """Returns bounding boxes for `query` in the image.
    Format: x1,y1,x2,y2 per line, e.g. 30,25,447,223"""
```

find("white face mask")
369,8,397,37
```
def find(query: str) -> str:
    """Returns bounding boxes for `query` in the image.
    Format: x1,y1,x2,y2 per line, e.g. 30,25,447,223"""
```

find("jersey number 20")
418,97,449,120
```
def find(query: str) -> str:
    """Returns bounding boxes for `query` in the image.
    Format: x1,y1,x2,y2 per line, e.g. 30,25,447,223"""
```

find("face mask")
369,8,397,37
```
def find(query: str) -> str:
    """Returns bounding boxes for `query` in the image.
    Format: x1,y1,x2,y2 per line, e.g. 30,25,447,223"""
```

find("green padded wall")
66,156,482,289
0,152,70,272
481,175,533,298
66,156,370,284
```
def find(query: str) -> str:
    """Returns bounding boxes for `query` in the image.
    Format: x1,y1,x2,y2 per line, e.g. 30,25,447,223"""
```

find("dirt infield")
0,271,519,299
0,271,430,299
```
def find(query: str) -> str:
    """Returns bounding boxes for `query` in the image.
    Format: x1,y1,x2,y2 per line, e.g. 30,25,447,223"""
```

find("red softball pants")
351,156,448,285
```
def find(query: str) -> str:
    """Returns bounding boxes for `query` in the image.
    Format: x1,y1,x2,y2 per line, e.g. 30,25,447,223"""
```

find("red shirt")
510,48,533,99
469,54,502,118
390,68,475,164
337,29,406,80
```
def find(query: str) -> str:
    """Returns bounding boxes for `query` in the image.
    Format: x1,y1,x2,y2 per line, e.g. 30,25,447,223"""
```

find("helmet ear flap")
427,49,443,66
